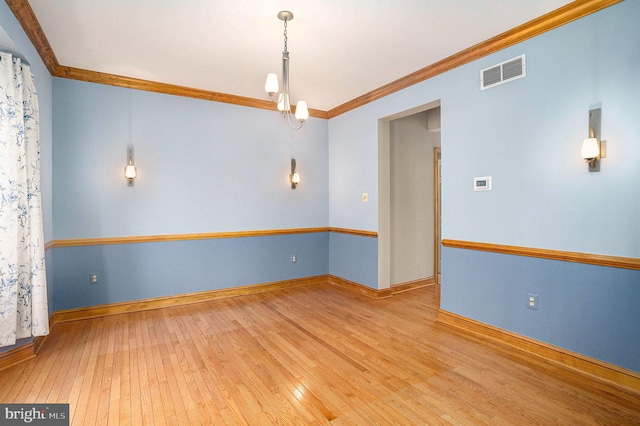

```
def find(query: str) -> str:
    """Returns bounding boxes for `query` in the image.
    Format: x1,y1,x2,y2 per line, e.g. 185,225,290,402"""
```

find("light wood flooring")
1,283,638,425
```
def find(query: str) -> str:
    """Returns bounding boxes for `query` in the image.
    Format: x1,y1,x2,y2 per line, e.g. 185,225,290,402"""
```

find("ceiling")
24,0,575,112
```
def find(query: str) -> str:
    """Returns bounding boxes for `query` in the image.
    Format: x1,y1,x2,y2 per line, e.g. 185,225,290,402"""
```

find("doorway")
378,101,441,299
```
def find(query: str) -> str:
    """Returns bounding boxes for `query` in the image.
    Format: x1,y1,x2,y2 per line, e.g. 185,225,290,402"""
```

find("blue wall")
328,233,378,289
53,232,329,311
53,79,329,238
329,2,640,372
330,2,640,257
50,77,331,311
442,247,640,372
442,6,640,257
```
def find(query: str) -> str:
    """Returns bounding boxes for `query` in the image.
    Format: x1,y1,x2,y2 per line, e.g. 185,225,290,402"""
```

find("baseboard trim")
0,318,52,371
33,334,48,355
328,275,435,299
52,275,327,324
437,309,640,393
0,342,36,372
54,273,429,325
328,275,393,299
2,274,429,371
391,277,435,294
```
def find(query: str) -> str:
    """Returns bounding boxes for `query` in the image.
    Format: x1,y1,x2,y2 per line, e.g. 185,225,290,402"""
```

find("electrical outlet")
90,273,99,285
291,255,297,263
361,193,369,202
527,293,538,310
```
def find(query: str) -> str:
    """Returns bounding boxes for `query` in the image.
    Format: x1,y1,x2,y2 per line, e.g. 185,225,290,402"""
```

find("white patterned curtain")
0,51,48,347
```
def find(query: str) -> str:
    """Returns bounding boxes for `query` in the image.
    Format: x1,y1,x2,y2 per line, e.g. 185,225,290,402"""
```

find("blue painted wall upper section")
53,79,329,239
442,4,640,258
329,2,640,258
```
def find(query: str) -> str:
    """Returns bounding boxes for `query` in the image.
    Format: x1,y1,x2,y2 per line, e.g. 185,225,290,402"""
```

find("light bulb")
295,101,309,121
265,73,279,95
581,138,599,159
125,164,137,179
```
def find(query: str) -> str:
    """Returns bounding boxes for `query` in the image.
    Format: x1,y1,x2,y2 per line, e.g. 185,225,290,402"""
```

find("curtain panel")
0,51,48,347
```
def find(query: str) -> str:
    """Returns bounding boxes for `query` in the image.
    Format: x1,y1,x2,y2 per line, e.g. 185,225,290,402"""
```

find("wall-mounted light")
581,108,606,172
290,158,300,189
124,146,137,186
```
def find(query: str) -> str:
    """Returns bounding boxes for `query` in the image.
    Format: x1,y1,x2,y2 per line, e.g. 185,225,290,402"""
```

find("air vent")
481,54,526,90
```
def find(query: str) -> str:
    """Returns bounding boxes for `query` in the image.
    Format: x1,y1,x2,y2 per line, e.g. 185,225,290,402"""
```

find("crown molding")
5,0,60,74
326,0,622,118
7,0,621,119
54,66,330,119
53,66,329,119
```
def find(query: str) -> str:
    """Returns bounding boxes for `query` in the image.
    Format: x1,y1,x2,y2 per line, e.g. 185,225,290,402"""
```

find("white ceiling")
27,0,573,111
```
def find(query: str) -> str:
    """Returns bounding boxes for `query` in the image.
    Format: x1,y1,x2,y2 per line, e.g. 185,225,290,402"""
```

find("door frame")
377,100,441,291
433,147,441,308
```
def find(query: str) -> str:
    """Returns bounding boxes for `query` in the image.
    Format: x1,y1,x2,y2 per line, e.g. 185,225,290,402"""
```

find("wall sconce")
124,146,137,186
290,158,300,189
581,108,606,172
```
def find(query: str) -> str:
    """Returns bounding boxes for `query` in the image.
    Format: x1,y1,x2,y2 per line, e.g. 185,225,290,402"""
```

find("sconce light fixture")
290,158,300,189
581,108,606,172
124,146,137,186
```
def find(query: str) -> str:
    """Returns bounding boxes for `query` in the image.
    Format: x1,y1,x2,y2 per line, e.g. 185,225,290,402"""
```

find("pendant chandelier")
264,11,309,130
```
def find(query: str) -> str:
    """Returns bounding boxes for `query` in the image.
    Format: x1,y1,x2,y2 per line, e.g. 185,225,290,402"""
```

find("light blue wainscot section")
52,77,328,239
441,246,640,373
329,232,378,289
53,232,329,311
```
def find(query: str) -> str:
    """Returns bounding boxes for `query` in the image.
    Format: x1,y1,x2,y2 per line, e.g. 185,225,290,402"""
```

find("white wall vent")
480,54,526,90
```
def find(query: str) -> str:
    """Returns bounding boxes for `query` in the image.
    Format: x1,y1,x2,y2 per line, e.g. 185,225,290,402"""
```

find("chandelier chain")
283,18,288,52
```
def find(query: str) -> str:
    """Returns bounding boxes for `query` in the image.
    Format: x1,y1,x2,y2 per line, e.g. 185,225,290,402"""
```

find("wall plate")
474,176,492,191
527,293,539,310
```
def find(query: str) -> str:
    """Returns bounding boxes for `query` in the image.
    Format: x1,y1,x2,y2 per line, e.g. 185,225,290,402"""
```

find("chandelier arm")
286,111,304,130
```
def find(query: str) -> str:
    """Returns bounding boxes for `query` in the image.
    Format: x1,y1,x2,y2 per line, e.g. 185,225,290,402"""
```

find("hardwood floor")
1,284,638,425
